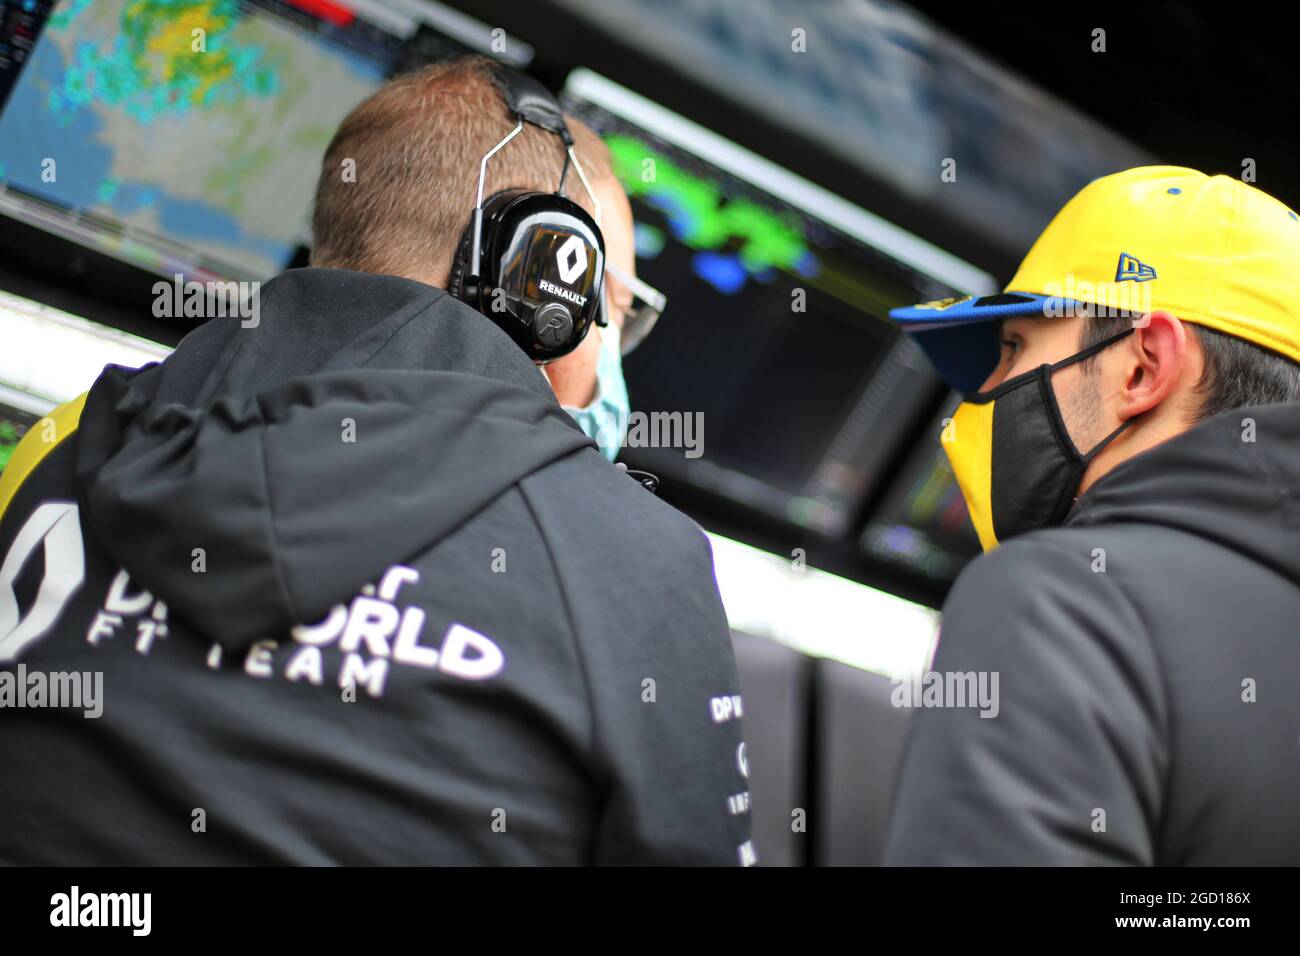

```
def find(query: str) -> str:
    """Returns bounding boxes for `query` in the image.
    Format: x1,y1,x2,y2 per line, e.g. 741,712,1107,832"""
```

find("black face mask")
943,326,1136,551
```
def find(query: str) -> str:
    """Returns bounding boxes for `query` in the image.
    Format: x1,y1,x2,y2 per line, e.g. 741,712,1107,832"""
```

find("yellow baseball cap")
891,166,1300,393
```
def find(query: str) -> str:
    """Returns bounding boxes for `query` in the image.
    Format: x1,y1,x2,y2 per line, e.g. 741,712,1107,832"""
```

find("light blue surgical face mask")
563,321,630,462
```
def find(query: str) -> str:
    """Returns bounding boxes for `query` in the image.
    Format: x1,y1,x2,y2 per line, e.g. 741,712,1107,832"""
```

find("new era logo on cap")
1115,252,1157,282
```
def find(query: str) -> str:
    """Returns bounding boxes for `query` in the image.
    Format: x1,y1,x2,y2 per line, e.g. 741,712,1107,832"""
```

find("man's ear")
1118,310,1191,420
540,327,601,407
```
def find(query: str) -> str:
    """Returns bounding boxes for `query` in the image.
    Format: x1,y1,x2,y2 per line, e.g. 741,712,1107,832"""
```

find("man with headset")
0,56,751,865
883,167,1300,864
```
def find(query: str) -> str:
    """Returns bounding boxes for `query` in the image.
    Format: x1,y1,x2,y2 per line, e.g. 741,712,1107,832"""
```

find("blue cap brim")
889,292,1085,394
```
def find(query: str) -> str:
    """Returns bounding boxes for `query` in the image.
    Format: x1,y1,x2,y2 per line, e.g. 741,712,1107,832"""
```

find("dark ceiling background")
908,0,1300,211
447,0,1299,285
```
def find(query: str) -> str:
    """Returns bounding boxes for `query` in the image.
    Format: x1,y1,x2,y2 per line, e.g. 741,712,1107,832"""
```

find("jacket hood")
1068,400,1300,586
74,268,594,651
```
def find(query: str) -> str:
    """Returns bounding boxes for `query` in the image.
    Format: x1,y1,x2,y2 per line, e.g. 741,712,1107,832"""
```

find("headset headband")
452,63,607,363
468,67,602,281
492,68,572,144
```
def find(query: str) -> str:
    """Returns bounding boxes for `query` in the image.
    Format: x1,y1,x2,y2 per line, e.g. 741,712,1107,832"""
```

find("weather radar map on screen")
0,0,402,278
603,132,819,297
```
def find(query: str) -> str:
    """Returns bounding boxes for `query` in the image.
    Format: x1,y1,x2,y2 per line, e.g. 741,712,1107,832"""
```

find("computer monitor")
561,69,996,537
0,0,529,282
0,284,171,405
0,394,41,475
859,395,981,584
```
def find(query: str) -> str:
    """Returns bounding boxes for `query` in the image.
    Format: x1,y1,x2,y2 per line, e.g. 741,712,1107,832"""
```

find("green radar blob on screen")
605,133,819,292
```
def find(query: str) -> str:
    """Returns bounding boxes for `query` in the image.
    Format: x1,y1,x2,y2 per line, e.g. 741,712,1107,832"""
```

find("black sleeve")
883,536,1169,865
520,468,752,865
589,527,751,865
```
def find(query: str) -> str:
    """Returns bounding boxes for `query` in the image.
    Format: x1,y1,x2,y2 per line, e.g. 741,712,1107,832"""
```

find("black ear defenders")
448,66,606,363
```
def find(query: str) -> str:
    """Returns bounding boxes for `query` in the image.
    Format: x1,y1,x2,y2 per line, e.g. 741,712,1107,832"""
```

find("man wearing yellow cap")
884,167,1300,864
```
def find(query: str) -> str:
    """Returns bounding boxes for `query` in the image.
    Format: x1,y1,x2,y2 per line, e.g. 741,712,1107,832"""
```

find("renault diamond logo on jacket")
556,234,587,285
1116,252,1157,282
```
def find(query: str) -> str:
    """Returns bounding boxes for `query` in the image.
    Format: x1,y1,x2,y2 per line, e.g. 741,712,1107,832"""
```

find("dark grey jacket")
0,267,750,865
885,401,1300,865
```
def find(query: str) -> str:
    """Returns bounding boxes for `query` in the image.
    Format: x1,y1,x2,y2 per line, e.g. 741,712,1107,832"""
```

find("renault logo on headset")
556,234,588,285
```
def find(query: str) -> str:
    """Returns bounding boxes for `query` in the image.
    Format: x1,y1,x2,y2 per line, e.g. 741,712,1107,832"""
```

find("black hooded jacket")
885,400,1300,865
0,268,751,865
